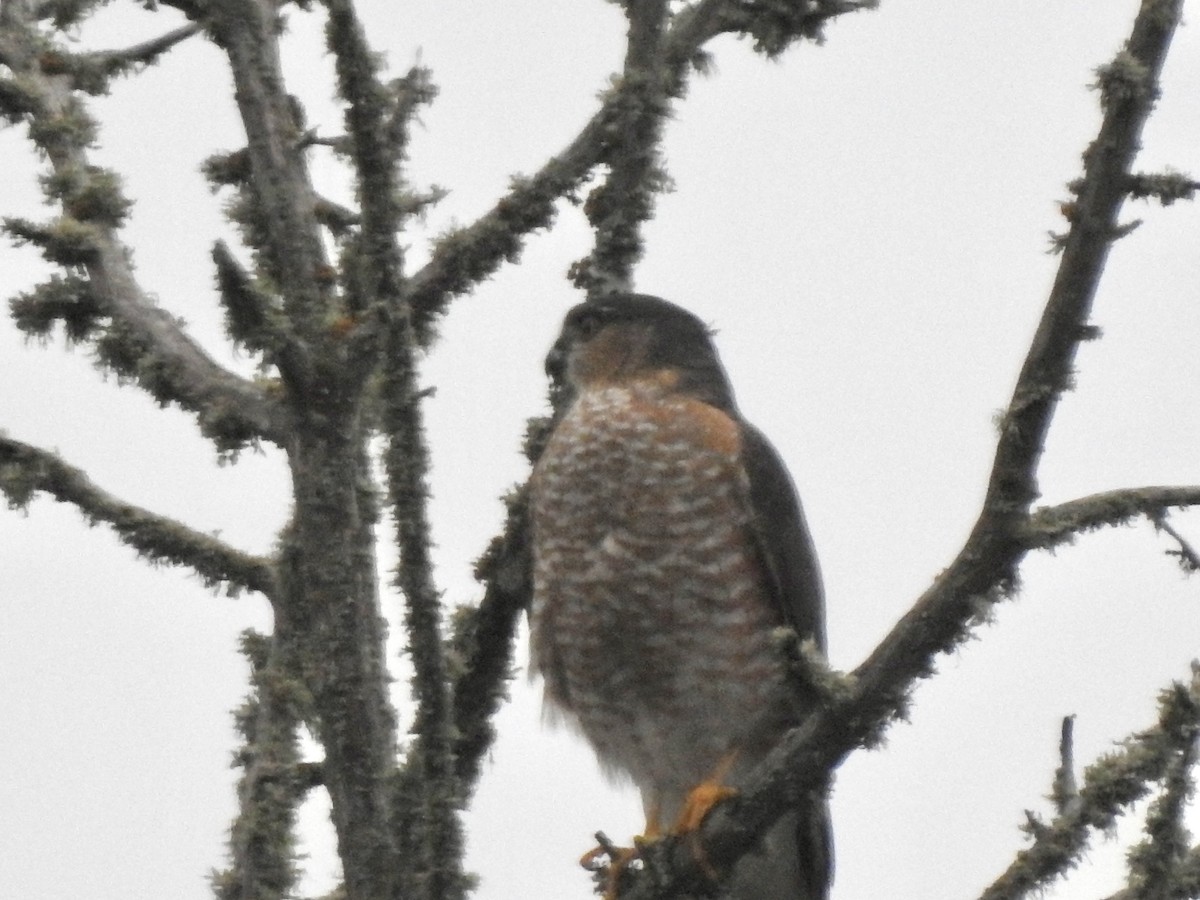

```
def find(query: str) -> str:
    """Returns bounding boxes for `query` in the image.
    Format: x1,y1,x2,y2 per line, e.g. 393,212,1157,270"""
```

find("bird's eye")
574,311,605,340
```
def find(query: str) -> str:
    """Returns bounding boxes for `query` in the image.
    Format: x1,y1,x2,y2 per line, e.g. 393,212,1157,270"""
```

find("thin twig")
86,23,201,71
1150,512,1200,574
1052,715,1081,815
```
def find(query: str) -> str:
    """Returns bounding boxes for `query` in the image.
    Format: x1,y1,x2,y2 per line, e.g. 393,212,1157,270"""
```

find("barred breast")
529,379,793,814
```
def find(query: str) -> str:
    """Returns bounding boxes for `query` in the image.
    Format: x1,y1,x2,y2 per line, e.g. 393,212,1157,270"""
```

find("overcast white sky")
2,1,1200,898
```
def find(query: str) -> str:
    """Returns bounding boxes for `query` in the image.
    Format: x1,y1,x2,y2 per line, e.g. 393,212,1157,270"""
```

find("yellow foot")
579,755,741,895
581,836,642,900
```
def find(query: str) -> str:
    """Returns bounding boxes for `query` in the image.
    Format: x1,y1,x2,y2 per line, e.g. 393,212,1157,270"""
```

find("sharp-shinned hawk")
529,293,831,900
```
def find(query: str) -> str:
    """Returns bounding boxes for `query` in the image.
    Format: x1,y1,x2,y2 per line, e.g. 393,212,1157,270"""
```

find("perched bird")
529,293,831,899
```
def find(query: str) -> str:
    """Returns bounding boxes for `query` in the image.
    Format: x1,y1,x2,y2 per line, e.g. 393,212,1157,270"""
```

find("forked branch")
0,0,288,451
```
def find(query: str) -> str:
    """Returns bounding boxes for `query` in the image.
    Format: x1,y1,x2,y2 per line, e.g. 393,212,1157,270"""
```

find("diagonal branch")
614,1,1187,895
404,0,876,345
1151,513,1200,574
978,668,1200,900
0,434,278,598
81,23,201,78
403,111,606,345
1118,708,1200,899
1022,486,1200,550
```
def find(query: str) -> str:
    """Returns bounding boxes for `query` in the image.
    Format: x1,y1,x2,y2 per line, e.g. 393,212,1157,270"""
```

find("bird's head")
545,293,736,413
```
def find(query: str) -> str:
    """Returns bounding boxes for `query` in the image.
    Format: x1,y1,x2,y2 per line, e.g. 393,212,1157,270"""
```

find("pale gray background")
2,2,1199,898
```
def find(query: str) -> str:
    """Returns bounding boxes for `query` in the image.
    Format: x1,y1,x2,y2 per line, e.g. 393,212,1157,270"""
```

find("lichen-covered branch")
404,0,877,344
611,2,1187,895
320,1,464,896
382,331,467,900
403,120,604,345
1022,486,1200,550
323,0,421,374
0,434,278,598
570,0,671,296
62,23,202,91
447,412,555,790
978,669,1200,900
212,630,310,900
716,0,880,57
211,240,310,387
1119,710,1198,899
0,0,289,451
449,485,533,788
206,0,334,345
1126,170,1200,205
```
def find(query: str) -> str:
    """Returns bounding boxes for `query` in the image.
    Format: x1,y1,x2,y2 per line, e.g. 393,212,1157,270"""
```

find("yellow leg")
673,752,739,882
672,751,739,834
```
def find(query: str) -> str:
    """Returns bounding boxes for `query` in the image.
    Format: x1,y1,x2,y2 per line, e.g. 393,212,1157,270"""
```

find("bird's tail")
723,795,832,900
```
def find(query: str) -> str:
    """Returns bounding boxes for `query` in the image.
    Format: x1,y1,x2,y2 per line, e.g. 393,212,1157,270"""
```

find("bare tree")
1,1,1198,899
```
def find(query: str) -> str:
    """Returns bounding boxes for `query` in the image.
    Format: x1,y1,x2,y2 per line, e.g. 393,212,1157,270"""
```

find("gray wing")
738,421,825,652
737,420,832,900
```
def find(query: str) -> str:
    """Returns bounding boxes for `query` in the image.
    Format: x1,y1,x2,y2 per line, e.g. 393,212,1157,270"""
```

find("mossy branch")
404,0,875,344
1022,486,1200,551
979,669,1200,900
1,0,289,451
1119,713,1198,899
0,434,278,598
206,0,334,339
448,413,555,788
322,0,419,370
383,323,466,900
571,0,671,296
449,484,533,788
212,630,311,900
9,272,102,342
211,240,313,391
320,1,466,894
43,24,202,94
212,239,287,354
1127,170,1200,206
